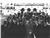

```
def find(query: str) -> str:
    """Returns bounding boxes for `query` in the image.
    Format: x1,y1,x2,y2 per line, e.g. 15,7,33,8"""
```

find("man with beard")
24,8,32,20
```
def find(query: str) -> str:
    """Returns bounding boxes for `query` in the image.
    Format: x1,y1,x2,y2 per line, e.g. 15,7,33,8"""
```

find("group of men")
1,8,50,38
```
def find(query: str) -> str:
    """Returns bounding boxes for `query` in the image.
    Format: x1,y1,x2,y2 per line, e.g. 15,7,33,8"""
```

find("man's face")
33,11,37,13
26,20,29,25
27,11,30,13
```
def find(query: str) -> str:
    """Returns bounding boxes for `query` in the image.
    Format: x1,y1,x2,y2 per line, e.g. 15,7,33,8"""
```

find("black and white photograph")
0,0,50,38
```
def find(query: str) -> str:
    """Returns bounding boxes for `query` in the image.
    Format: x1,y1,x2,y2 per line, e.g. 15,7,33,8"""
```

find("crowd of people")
2,8,50,27
1,8,50,38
